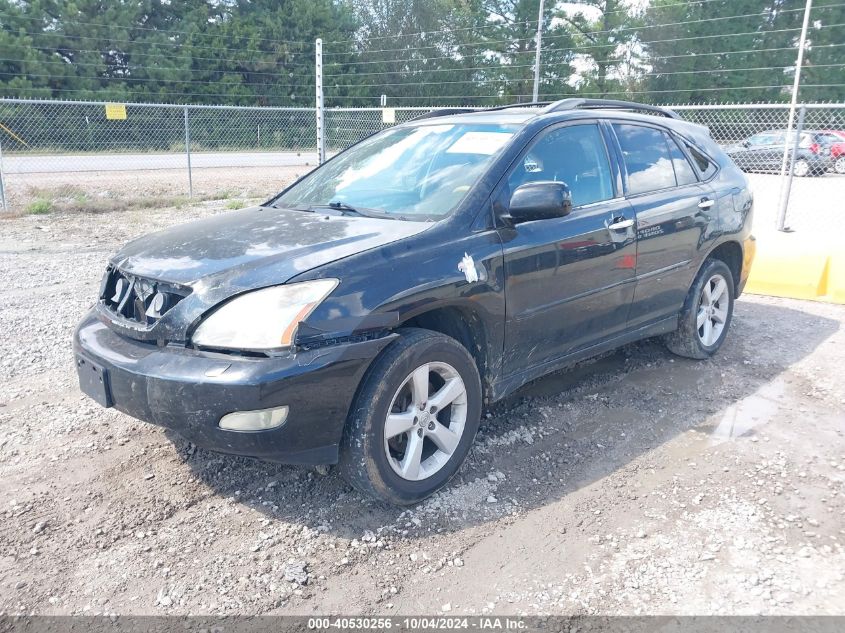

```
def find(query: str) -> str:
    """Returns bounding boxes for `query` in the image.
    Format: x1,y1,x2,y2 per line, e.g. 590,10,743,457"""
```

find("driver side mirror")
508,181,573,223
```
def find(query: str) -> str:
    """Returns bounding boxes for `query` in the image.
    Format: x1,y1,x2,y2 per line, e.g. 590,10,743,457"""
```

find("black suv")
74,98,755,504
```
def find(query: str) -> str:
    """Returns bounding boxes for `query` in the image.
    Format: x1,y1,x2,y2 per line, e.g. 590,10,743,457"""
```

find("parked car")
74,98,755,505
819,130,845,174
724,129,833,176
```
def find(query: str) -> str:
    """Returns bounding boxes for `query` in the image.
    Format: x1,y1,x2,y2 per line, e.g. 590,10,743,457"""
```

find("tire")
665,259,735,360
792,159,810,177
337,327,482,505
834,156,845,175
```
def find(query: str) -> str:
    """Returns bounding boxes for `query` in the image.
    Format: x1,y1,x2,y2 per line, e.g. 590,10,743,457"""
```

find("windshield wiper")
310,202,389,218
270,203,313,212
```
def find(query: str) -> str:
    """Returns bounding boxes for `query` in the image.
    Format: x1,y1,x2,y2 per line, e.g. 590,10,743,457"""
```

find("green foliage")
0,0,840,106
26,197,52,214
225,199,246,210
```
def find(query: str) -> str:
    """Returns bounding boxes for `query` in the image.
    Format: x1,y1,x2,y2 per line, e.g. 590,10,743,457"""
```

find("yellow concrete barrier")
745,232,844,305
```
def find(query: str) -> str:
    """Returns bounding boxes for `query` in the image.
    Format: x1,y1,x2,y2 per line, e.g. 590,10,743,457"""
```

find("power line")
323,26,809,66
0,56,315,81
0,86,311,102
6,28,312,60
27,45,313,69
323,63,845,90
321,6,831,58
324,83,845,102
0,71,315,88
324,44,845,79
322,0,838,46
0,10,313,47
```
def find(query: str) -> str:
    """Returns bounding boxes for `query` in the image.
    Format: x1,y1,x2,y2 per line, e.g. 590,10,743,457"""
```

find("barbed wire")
0,11,314,47
26,45,313,70
321,6,843,59
324,83,845,103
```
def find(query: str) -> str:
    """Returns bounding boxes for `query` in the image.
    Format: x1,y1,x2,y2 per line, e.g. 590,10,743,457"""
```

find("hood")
112,205,430,293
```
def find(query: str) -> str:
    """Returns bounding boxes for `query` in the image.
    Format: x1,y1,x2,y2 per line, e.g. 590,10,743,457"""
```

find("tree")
554,0,645,99
640,0,804,104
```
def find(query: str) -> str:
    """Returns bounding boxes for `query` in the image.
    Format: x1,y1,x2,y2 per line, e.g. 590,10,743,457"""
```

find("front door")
497,122,637,378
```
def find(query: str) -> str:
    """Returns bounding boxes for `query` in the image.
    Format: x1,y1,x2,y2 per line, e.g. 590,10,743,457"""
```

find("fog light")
219,406,289,432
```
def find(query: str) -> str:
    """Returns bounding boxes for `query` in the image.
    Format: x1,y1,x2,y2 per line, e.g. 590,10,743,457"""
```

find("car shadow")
167,298,840,539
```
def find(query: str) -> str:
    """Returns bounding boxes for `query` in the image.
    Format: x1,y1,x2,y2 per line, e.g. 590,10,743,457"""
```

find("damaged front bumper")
73,309,395,465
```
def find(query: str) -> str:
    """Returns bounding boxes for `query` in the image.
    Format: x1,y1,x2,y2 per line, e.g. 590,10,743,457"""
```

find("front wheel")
834,156,845,175
338,328,482,505
665,259,735,360
792,159,810,177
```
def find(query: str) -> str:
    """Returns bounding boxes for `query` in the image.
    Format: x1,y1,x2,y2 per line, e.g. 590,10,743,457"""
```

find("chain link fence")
0,99,316,211
0,98,842,233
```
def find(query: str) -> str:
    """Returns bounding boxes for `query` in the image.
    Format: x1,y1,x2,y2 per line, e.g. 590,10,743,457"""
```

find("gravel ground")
0,202,844,617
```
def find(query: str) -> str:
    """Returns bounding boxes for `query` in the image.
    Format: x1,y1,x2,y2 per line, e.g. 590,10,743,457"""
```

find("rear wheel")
665,259,735,360
338,328,482,505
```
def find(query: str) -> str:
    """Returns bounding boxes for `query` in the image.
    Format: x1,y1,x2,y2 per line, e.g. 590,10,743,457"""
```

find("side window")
667,136,698,186
507,124,613,208
612,124,677,195
686,143,718,180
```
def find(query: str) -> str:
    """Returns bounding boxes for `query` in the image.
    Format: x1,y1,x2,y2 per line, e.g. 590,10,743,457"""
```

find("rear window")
686,143,718,180
613,124,677,195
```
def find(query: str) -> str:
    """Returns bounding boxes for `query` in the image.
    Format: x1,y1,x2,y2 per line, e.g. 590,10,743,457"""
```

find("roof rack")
410,102,550,122
409,99,679,123
483,101,551,112
542,98,680,119
410,108,476,121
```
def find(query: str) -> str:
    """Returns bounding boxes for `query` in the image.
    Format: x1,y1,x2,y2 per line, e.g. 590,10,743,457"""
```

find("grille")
99,266,190,326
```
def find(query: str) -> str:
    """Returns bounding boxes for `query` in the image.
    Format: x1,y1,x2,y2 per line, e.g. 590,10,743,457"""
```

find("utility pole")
315,38,325,165
532,0,545,102
776,0,812,231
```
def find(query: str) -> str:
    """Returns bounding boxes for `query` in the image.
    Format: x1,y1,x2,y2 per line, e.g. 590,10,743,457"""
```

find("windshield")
274,123,517,220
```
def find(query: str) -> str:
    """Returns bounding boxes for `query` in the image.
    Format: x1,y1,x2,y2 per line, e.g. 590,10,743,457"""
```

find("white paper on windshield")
446,131,512,155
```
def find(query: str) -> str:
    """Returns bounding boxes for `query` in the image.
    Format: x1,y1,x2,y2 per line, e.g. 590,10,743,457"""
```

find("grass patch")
26,198,53,215
4,186,265,219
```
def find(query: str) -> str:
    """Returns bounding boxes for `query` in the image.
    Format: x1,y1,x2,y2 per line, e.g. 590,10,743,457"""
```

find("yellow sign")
382,108,396,124
105,103,127,120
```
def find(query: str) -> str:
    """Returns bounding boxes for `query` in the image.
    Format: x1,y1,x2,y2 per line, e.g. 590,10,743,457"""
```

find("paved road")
2,150,318,173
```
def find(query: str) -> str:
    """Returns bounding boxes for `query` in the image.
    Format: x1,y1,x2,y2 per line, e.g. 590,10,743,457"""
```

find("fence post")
776,0,812,231
776,105,807,231
184,106,193,198
315,38,325,165
532,0,545,102
0,137,6,210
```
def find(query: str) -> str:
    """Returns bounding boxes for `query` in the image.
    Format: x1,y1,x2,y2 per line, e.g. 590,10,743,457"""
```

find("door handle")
698,198,715,209
608,218,634,230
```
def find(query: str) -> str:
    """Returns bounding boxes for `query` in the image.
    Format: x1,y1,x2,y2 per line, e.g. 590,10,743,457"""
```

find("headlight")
192,279,338,351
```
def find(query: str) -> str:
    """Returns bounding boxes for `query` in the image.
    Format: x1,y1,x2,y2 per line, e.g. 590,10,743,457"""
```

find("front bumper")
73,309,395,464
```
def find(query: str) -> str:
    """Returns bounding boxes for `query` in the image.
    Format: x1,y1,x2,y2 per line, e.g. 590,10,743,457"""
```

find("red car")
820,130,845,174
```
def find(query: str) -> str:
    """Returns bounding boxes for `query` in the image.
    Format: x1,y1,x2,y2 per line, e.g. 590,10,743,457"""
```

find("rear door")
609,122,714,328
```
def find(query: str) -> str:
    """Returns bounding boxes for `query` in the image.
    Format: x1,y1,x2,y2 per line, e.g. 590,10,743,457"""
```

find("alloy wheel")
697,273,729,347
835,156,845,175
792,159,810,177
383,362,468,481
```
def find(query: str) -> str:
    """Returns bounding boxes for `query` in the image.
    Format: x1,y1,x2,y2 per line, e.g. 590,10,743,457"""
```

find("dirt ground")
0,202,844,617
